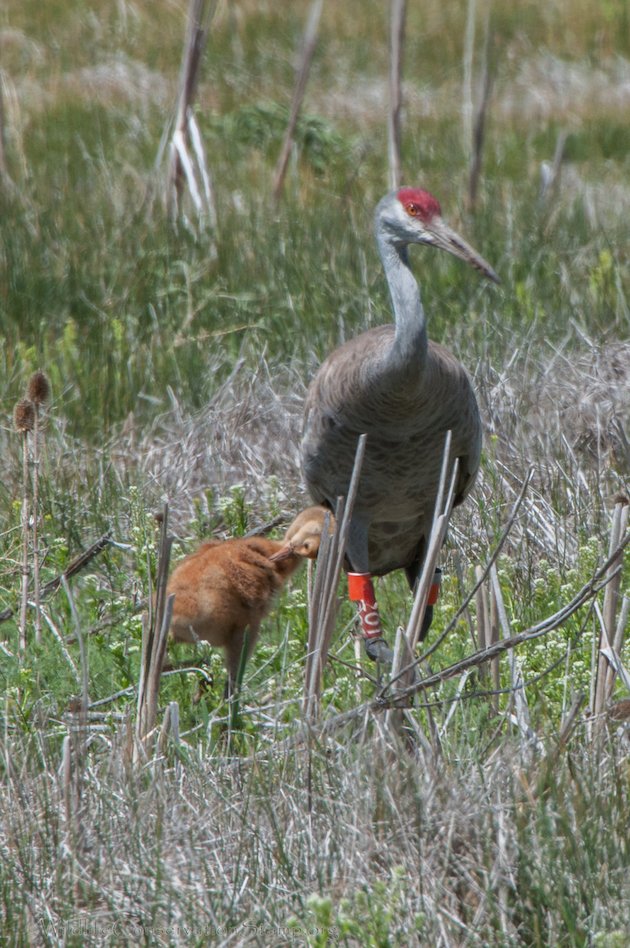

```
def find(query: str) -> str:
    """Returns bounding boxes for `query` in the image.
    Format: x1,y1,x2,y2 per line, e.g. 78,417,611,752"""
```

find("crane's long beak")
428,217,500,284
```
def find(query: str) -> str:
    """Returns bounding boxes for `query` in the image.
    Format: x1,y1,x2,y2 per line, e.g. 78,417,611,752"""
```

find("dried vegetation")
0,0,629,944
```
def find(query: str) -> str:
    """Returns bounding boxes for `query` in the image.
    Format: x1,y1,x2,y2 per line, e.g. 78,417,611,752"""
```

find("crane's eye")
405,203,420,217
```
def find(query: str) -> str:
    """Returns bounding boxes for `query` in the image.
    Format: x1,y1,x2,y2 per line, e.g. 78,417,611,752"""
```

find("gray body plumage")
301,188,496,588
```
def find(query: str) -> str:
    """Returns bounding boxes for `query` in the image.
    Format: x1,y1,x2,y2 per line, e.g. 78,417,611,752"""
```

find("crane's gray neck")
376,232,428,381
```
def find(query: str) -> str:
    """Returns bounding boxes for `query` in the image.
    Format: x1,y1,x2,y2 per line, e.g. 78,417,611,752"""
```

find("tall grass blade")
136,504,173,760
303,433,366,720
593,499,628,720
388,0,406,189
272,0,323,201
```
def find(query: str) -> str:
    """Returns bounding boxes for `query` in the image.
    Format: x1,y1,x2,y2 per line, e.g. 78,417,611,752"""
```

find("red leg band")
348,572,383,639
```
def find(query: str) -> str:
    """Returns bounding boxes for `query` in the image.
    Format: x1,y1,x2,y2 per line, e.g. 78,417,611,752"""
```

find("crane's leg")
349,565,443,664
345,517,395,663
347,569,382,637
405,563,443,641
419,568,443,641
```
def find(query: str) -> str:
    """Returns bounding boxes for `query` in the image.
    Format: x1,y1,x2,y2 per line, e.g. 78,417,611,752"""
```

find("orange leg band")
348,572,383,639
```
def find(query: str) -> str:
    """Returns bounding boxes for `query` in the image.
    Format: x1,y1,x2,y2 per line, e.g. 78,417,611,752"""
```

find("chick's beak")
428,217,500,284
269,544,294,563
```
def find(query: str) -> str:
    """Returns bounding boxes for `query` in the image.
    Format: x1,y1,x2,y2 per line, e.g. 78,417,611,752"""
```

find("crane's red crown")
397,188,441,222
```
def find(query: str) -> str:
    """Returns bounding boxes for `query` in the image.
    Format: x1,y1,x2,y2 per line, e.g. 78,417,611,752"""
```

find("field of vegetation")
0,0,629,944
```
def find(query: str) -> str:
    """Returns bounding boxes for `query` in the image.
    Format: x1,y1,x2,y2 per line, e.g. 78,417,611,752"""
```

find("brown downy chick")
167,506,333,695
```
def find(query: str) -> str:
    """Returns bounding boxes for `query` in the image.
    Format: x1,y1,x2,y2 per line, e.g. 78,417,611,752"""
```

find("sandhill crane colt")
302,187,499,662
167,506,333,695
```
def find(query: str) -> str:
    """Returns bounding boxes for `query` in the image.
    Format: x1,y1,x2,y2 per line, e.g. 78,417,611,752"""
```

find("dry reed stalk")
419,467,533,665
557,692,586,750
272,0,323,202
61,573,89,901
384,625,418,745
0,530,111,626
61,734,73,831
60,730,83,905
285,542,628,751
466,9,494,212
409,434,460,655
608,594,630,697
592,499,628,720
269,476,621,760
384,456,533,716
387,0,406,190
37,606,81,684
386,432,458,740
599,647,630,695
438,668,472,738
379,466,533,728
0,75,7,182
136,604,174,756
164,0,217,234
62,576,89,728
303,510,336,719
27,371,50,646
355,531,628,728
303,434,366,720
539,130,568,206
353,635,363,700
604,499,629,700
60,594,89,910
489,578,500,712
475,564,489,683
0,72,17,195
286,552,630,750
135,504,173,761
392,536,628,706
31,430,42,646
13,398,34,654
490,564,540,757
157,701,181,765
588,598,598,723
462,0,476,154
44,533,112,596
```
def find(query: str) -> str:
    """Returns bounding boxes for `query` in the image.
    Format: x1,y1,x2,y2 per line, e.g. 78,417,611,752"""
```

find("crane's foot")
362,602,436,667
363,636,395,665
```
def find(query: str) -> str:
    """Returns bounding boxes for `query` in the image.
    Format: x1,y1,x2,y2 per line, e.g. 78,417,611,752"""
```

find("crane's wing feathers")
302,333,481,580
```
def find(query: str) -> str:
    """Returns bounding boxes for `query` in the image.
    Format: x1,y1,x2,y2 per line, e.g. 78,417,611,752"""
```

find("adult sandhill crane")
301,187,499,662
167,506,333,695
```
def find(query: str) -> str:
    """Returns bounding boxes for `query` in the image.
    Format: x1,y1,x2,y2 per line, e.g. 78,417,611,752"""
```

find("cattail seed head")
27,370,51,406
14,398,35,433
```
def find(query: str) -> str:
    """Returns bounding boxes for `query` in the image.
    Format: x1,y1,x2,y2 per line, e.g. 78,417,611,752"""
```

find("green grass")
0,0,629,943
